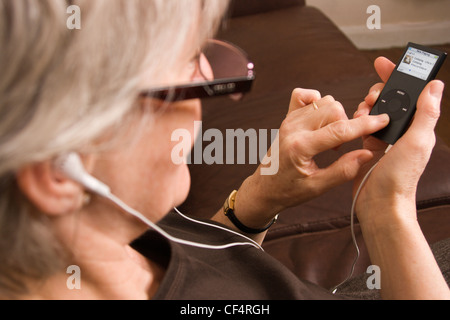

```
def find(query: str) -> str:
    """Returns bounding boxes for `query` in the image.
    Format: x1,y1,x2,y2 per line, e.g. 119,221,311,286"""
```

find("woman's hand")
353,57,445,225
227,88,390,232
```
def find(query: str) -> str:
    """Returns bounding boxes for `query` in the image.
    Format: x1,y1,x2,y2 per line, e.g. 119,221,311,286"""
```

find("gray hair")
0,0,229,297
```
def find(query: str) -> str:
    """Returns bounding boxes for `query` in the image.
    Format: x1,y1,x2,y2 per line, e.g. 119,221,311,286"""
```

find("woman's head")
0,0,229,297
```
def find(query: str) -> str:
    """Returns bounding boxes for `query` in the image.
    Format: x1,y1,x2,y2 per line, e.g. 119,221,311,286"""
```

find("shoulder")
132,210,341,300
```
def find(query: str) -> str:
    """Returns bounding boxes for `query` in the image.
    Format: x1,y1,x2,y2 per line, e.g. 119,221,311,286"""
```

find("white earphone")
54,152,263,251
54,153,111,197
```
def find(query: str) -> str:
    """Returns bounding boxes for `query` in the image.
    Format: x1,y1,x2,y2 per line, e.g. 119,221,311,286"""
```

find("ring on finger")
312,101,319,110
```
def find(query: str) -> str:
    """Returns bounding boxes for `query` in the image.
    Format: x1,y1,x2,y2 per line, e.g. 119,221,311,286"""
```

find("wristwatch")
223,190,278,234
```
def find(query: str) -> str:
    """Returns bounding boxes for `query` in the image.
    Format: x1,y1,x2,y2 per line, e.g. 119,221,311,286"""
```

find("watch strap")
223,190,277,234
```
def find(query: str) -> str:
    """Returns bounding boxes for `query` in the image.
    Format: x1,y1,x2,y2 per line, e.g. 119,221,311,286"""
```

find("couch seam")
417,196,450,210
267,202,450,239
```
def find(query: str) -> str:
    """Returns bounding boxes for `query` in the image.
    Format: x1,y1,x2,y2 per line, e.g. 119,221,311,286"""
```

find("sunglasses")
139,40,255,102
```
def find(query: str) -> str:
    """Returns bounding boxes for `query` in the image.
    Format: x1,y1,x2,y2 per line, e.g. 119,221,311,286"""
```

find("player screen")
397,46,440,80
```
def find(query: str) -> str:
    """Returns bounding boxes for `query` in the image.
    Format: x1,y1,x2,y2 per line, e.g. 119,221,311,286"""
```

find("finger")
354,83,384,119
364,83,385,106
287,95,346,131
374,57,396,83
354,57,395,119
353,57,395,119
310,96,348,129
399,80,443,150
306,114,390,156
289,88,322,113
353,83,384,119
368,82,384,95
354,101,371,119
309,149,374,196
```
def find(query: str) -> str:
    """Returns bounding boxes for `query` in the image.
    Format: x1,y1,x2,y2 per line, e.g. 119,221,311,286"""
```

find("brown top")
131,211,344,300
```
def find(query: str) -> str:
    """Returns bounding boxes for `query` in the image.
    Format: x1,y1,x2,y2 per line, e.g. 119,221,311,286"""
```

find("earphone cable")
173,207,264,251
105,192,263,251
331,144,392,294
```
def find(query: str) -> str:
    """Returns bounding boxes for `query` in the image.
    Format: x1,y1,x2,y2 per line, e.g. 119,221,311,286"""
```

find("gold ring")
312,101,319,110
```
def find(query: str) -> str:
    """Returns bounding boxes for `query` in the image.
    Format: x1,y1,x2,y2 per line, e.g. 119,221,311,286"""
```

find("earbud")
53,152,111,197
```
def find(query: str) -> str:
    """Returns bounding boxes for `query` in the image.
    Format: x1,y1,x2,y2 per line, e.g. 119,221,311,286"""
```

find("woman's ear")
16,160,85,216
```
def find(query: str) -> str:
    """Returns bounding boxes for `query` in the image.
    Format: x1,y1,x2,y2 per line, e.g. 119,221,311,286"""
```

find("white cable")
331,145,392,294
105,192,263,251
173,207,264,250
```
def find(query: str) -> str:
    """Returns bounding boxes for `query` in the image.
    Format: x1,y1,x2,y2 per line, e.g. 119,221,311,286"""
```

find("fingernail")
430,81,444,99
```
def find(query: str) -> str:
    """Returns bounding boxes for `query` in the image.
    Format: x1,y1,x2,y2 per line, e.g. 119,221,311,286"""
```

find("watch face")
227,190,238,211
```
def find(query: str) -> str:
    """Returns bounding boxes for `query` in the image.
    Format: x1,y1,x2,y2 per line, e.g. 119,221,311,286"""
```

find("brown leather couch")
179,0,450,291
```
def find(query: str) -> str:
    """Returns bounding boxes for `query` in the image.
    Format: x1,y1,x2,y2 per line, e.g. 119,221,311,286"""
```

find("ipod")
370,43,447,144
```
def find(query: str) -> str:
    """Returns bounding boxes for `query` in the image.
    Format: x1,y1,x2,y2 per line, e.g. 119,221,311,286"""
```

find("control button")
377,89,411,121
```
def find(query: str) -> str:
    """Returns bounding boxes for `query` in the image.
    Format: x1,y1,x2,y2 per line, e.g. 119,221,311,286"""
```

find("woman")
0,0,448,299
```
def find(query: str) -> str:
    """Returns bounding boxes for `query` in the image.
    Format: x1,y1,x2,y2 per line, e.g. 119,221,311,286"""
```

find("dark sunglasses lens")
203,40,252,80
